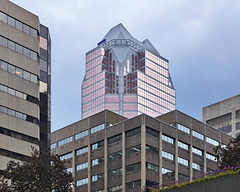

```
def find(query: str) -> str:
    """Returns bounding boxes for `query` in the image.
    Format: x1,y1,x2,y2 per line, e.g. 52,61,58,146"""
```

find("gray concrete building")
0,0,51,174
203,94,240,138
51,110,232,192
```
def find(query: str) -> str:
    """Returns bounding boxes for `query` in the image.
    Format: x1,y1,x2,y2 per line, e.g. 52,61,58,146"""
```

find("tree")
213,135,240,169
3,149,74,192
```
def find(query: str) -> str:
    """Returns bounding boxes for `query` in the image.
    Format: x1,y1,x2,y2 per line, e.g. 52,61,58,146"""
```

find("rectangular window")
126,145,141,156
126,180,141,190
192,162,203,171
146,144,159,155
108,134,122,144
66,167,72,173
51,143,56,150
146,127,159,138
108,151,122,161
126,162,141,172
60,152,72,161
108,168,122,177
178,157,189,166
178,141,189,150
192,130,204,140
0,60,7,71
76,146,88,156
108,185,122,192
90,123,104,134
206,153,217,162
126,127,141,138
192,147,203,156
162,134,174,144
162,151,174,161
146,162,159,172
177,124,190,134
92,157,104,166
92,173,104,182
206,137,219,146
162,168,174,177
58,136,73,147
76,178,88,187
76,162,88,172
91,140,104,150
75,130,88,140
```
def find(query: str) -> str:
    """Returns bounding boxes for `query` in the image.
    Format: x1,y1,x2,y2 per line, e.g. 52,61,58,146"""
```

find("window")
76,162,88,172
126,180,141,189
76,146,88,156
146,145,159,155
58,136,73,147
206,137,219,146
92,157,104,166
126,145,141,155
108,134,122,144
178,173,188,181
178,157,189,166
75,130,88,140
51,143,56,150
192,147,203,156
192,130,204,140
92,173,104,182
126,127,141,138
178,141,189,150
206,153,217,162
162,168,174,177
60,152,72,161
146,127,159,138
126,162,141,172
192,162,203,171
177,124,190,134
108,184,122,192
66,167,72,173
91,140,104,150
146,162,159,172
108,168,122,177
76,178,88,187
91,123,104,134
162,134,174,144
108,151,122,161
162,151,174,161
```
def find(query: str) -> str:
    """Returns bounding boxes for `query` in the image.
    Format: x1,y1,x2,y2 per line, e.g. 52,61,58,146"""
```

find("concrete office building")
51,110,231,192
0,0,51,174
203,94,240,138
82,24,176,119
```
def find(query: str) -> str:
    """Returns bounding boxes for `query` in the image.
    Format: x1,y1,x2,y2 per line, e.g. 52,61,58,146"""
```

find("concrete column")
203,150,207,175
88,144,91,192
159,132,163,185
232,109,236,137
122,131,126,192
104,138,108,192
141,124,146,187
189,145,193,181
175,138,178,183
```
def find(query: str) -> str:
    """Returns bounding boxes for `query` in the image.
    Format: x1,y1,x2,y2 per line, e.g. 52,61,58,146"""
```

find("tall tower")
0,0,51,172
82,23,175,119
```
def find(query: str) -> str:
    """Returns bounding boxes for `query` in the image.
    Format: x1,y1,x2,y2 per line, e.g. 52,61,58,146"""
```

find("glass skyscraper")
82,23,175,119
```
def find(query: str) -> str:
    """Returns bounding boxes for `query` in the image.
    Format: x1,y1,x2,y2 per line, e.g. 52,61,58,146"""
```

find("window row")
76,162,88,172
0,11,38,38
75,130,88,140
92,157,104,166
92,173,104,182
58,136,73,147
0,36,38,61
108,168,122,177
162,134,174,144
60,152,72,161
51,143,56,150
126,162,141,172
0,60,38,84
108,184,122,192
76,178,88,187
192,147,203,156
90,123,104,134
0,84,39,105
178,157,189,166
178,141,189,150
146,162,159,172
192,162,203,171
177,124,190,134
108,134,122,145
206,137,219,146
0,105,39,125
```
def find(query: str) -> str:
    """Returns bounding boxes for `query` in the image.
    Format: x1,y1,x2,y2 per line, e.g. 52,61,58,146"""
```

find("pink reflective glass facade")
82,36,175,119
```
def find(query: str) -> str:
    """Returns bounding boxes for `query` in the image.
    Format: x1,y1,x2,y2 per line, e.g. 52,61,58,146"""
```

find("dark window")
126,162,141,172
236,122,240,130
146,127,159,138
40,70,48,83
219,125,232,133
146,144,159,155
126,127,141,138
126,180,141,190
40,48,48,61
108,151,122,161
108,134,122,144
146,180,158,188
126,145,141,155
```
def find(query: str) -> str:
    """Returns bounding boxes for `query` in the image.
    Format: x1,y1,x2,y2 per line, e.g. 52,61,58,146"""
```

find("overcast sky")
11,0,240,132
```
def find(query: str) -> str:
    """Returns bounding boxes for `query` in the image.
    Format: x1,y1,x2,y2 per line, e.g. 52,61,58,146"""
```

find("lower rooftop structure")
51,110,232,192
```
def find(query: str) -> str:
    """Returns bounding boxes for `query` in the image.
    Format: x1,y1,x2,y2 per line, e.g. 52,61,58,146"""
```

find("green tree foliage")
214,135,240,169
1,149,74,192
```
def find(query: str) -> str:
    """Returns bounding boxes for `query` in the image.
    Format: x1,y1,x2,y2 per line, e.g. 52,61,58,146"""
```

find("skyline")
10,0,240,132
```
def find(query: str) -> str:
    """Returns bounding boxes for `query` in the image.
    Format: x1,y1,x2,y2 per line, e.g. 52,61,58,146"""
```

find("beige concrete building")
203,94,240,138
51,110,232,192
0,0,51,175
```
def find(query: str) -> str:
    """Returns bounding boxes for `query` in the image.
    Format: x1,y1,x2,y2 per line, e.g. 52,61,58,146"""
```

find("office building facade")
82,23,175,119
0,0,51,173
51,110,231,192
203,94,240,138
